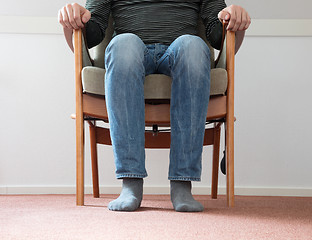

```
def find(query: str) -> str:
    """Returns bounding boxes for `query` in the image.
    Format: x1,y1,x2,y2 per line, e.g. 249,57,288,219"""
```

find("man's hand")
218,5,251,53
218,5,251,32
58,3,91,30
58,3,91,52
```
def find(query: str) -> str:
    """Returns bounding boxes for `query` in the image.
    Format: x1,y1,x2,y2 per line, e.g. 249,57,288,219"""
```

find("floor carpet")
1,194,311,240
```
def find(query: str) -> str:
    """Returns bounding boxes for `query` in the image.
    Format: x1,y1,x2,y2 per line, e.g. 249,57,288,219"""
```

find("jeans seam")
117,173,148,179
168,176,201,181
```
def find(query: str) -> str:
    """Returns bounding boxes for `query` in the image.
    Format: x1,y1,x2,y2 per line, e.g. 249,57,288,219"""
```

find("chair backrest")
91,16,215,69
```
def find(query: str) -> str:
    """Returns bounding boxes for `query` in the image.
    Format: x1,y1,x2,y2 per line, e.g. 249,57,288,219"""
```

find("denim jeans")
105,33,211,181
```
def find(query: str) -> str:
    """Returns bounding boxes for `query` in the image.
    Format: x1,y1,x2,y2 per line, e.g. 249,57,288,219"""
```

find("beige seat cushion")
82,66,227,99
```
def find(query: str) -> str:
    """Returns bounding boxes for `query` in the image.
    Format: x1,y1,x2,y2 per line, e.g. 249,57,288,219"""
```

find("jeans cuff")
116,173,148,179
168,176,201,182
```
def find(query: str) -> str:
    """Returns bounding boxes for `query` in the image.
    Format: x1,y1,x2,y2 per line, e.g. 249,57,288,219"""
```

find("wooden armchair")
70,17,236,207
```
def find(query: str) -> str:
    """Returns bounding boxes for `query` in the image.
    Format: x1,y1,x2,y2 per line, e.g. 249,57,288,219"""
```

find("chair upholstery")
81,16,228,99
82,67,228,98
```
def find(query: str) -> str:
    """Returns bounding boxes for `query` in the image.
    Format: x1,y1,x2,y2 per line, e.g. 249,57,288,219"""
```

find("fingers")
237,9,251,31
226,7,238,31
81,8,91,24
245,14,251,30
218,5,251,32
58,7,70,29
58,3,90,30
66,4,79,29
237,10,246,31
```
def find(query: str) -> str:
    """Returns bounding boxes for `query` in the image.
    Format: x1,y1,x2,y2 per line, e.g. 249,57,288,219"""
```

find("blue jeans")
105,33,211,181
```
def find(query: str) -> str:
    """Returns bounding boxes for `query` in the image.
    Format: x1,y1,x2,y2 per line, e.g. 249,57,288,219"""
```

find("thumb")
224,13,230,21
218,10,230,22
218,10,227,22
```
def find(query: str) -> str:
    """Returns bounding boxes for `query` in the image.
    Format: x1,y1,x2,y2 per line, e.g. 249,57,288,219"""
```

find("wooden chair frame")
72,28,235,207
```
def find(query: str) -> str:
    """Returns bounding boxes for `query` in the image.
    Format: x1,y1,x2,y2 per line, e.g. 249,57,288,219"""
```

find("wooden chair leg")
211,123,221,199
225,120,234,207
89,121,100,198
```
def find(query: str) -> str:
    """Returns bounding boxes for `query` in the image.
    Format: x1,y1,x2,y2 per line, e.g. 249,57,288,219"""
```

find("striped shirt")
85,0,226,49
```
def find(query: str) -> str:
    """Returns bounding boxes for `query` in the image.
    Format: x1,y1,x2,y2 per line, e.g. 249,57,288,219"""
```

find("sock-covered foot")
108,178,143,211
170,180,204,212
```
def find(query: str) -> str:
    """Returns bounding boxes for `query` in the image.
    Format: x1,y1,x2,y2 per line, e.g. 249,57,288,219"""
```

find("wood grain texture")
89,122,100,198
74,29,84,206
211,123,222,199
82,94,227,125
226,30,236,207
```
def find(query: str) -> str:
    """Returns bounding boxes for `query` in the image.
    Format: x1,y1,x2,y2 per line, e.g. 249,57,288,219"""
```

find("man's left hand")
218,5,251,31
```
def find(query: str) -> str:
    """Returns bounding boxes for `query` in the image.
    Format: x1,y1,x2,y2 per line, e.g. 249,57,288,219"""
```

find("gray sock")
108,178,143,211
170,180,204,212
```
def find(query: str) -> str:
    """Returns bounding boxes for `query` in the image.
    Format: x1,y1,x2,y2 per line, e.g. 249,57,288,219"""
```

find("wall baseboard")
0,16,312,37
1,186,312,197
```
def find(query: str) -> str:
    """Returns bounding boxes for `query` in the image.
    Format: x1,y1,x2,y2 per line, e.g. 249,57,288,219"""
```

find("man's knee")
174,35,210,66
108,33,144,49
170,35,211,72
105,33,145,69
174,35,210,58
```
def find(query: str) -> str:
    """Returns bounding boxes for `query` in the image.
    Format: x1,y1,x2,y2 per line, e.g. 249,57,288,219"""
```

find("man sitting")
58,0,250,212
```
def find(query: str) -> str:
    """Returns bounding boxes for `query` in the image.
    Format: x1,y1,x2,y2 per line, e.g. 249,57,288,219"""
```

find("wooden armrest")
74,28,83,107
215,23,236,71
225,29,235,207
226,30,235,95
213,22,235,99
80,28,94,66
215,22,227,67
67,28,93,66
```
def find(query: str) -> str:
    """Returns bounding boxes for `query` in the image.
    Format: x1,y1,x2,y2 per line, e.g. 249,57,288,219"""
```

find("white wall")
1,0,312,196
226,0,312,19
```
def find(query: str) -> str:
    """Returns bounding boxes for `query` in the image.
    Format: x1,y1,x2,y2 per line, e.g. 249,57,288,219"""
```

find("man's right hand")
58,3,91,30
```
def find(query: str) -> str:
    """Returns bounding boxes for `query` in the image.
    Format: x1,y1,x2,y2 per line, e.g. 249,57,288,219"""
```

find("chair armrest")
215,23,237,72
215,22,227,69
65,27,93,67
226,30,235,96
74,29,83,96
225,30,235,207
73,29,85,203
80,28,93,67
